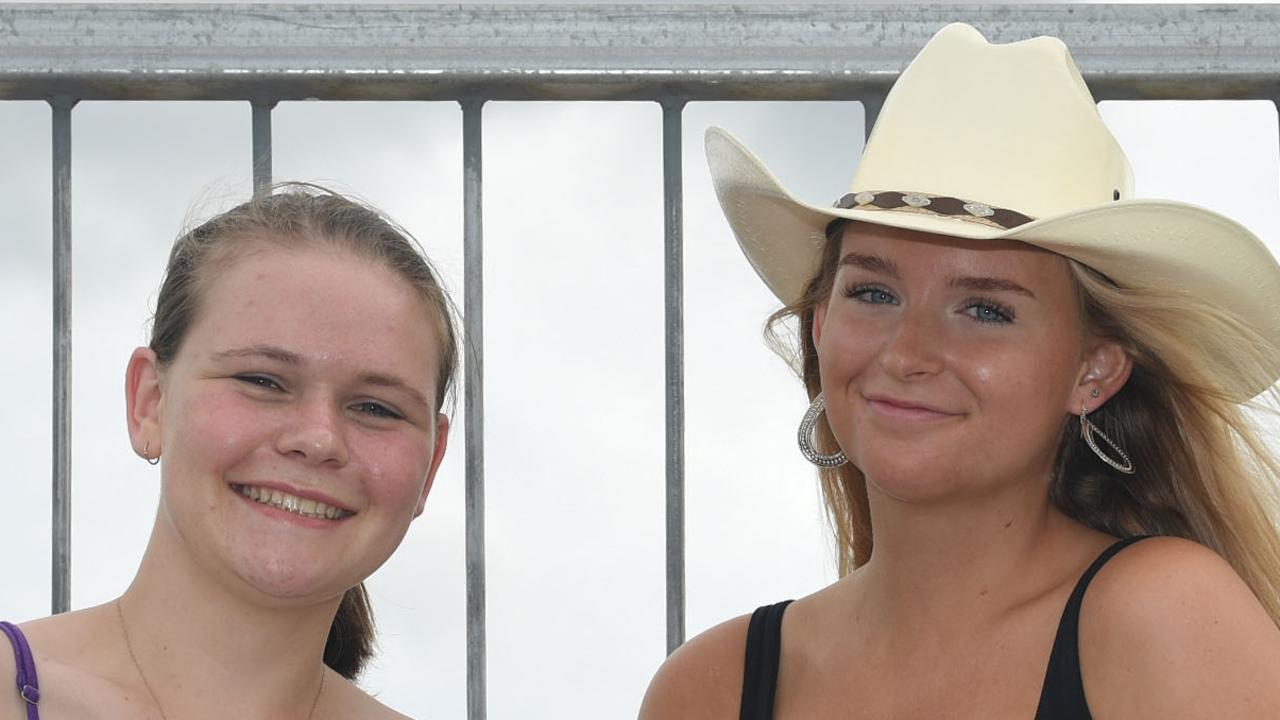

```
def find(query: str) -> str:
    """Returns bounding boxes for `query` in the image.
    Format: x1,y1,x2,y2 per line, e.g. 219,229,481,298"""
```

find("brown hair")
150,182,460,678
770,219,1280,621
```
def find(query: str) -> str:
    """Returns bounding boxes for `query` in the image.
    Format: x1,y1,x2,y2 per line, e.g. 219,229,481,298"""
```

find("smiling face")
813,222,1111,504
128,242,448,605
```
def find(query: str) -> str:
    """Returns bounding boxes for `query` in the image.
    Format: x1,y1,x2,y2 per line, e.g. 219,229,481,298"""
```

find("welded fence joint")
4,5,1280,101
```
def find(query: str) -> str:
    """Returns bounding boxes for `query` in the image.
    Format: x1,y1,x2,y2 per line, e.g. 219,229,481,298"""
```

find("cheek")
963,336,1077,443
164,387,269,480
355,433,433,512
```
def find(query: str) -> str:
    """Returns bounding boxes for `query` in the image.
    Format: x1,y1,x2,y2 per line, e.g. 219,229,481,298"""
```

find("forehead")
837,221,1074,288
185,244,440,385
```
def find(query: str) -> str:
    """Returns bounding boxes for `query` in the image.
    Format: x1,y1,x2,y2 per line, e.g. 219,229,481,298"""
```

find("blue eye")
963,299,1014,324
845,284,898,305
353,401,403,420
235,374,283,391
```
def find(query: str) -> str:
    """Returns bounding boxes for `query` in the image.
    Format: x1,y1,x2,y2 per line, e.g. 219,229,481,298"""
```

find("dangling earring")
1080,404,1134,474
798,393,847,468
143,441,160,466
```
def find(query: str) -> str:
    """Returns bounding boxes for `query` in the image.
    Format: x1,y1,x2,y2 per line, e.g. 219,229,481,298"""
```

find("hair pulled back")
769,219,1280,624
150,182,459,679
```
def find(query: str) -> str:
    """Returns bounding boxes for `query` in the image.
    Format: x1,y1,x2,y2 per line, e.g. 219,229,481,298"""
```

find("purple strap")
0,621,40,720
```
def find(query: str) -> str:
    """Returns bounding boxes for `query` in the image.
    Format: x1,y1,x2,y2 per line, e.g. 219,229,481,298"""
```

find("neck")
116,513,338,720
850,471,1093,638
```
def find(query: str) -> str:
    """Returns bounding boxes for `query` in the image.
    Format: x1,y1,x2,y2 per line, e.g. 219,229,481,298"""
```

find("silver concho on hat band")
963,201,995,218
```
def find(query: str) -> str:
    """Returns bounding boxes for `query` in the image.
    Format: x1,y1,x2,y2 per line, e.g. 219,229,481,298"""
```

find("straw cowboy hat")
706,23,1280,399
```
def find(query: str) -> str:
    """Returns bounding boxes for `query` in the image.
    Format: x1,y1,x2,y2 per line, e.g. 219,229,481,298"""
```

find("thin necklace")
115,599,326,720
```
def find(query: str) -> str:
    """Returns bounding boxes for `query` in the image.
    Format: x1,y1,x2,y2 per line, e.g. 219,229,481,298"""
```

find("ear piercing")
143,442,160,466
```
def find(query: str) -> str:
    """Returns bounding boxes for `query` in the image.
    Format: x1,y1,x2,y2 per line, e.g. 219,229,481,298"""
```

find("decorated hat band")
835,191,1036,230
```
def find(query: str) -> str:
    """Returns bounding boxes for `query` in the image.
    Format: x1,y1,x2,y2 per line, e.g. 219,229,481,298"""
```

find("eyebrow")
947,276,1037,300
211,344,301,365
837,252,1037,300
212,345,432,408
361,372,431,409
838,252,901,279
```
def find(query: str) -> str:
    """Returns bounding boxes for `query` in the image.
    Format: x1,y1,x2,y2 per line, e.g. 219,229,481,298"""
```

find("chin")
225,547,353,603
856,454,976,504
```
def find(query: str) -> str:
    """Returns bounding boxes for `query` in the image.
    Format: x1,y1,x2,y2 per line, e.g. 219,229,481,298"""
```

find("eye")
352,401,403,420
962,298,1014,324
844,284,898,305
235,374,284,391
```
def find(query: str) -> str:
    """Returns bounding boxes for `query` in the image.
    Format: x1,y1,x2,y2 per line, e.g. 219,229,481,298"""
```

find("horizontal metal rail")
4,4,1280,101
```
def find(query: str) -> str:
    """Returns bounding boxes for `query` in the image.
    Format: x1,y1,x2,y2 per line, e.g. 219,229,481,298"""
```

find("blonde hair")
769,219,1280,624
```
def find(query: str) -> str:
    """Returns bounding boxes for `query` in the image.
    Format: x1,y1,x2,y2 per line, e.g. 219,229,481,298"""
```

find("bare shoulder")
638,613,752,720
1081,536,1280,719
328,672,414,720
0,608,116,720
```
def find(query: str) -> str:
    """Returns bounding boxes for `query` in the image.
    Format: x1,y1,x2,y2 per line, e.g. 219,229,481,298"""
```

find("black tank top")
739,536,1150,720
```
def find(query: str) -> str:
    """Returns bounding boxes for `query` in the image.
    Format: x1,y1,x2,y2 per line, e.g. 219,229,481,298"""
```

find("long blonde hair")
769,219,1280,624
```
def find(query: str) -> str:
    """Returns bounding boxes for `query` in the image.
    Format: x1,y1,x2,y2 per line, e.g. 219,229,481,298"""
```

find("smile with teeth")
232,484,353,521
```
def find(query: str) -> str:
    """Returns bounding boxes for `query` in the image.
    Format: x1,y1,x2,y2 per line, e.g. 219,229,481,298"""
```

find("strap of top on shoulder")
1034,535,1152,720
0,621,41,720
739,600,794,720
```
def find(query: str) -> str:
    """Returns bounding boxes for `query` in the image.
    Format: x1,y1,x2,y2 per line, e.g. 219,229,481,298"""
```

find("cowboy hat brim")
707,126,1280,400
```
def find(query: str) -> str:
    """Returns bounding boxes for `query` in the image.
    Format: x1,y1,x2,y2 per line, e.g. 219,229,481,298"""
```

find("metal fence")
5,4,1280,718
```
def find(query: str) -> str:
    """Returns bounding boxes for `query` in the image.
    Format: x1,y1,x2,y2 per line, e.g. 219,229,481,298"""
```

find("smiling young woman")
1,184,458,720
640,23,1280,720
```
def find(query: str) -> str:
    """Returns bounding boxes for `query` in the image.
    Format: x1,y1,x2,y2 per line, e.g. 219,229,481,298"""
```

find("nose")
878,306,945,381
275,395,349,467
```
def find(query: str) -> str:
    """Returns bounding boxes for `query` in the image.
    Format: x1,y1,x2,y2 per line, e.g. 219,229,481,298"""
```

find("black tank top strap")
1034,535,1152,719
739,600,794,720
0,621,41,720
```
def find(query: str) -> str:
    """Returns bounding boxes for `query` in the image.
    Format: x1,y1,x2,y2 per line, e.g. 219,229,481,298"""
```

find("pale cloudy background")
2,4,1280,719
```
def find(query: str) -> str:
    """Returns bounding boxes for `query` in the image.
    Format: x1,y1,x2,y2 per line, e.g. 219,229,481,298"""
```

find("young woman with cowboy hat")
641,23,1280,719
0,184,456,720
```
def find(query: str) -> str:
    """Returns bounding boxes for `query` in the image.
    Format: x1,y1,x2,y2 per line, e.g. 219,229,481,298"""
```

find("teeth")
233,485,350,520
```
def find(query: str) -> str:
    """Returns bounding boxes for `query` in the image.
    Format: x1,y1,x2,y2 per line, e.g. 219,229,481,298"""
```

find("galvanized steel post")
662,98,687,654
251,100,276,192
461,98,487,720
50,95,76,615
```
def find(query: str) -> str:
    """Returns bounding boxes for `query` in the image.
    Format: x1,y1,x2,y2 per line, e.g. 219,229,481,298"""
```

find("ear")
1070,338,1133,413
125,346,164,462
413,413,451,518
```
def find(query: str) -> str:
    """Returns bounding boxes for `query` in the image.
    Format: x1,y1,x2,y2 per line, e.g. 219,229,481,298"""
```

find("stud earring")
1091,388,1100,398
798,393,848,468
1080,404,1134,474
143,441,160,466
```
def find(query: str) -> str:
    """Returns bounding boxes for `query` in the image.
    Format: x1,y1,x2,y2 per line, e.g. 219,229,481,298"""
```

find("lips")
863,393,961,421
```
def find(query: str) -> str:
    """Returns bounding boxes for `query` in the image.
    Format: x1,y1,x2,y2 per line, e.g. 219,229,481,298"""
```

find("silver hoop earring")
798,393,848,468
1080,404,1134,474
143,442,160,466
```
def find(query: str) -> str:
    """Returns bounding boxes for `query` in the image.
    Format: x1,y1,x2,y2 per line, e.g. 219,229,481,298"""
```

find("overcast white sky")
3,5,1280,720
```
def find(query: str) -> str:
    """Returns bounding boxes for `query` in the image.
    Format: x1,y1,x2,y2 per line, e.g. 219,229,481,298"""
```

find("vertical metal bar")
661,98,686,655
50,96,77,615
862,92,886,143
251,100,276,192
461,98,487,720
